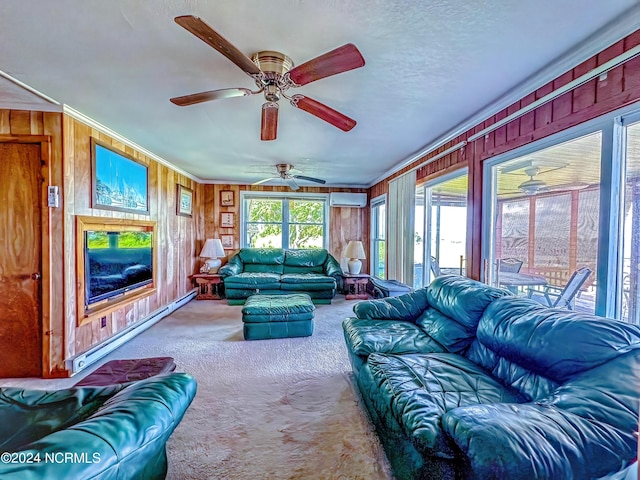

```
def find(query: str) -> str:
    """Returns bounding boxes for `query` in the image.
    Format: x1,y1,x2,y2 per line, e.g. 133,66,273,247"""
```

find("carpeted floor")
3,296,394,479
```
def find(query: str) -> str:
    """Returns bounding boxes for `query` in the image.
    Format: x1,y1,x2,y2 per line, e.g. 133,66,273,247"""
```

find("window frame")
240,191,329,249
370,194,387,279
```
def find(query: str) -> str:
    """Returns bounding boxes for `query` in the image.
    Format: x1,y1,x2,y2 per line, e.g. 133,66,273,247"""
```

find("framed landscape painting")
91,138,149,214
176,184,193,217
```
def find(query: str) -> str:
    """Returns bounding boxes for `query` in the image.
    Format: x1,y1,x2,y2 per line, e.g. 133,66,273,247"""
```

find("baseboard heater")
66,289,197,376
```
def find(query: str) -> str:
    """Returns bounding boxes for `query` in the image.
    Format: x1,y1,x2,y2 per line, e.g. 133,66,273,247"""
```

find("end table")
343,273,370,300
192,274,223,300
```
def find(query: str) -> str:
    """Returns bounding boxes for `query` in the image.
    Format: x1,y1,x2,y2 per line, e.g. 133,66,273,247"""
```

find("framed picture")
91,138,149,214
220,190,234,207
221,234,234,250
176,184,193,217
220,212,235,228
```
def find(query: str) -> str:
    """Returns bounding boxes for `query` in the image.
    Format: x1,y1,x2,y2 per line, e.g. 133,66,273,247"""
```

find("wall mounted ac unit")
329,192,367,208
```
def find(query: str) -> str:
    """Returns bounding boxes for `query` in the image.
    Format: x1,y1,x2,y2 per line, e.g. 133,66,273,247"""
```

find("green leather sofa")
0,372,196,479
343,275,640,480
219,248,343,305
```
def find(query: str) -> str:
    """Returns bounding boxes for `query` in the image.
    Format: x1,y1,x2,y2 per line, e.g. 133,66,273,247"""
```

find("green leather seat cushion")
343,317,446,358
280,273,335,284
224,272,281,289
242,294,315,316
362,352,524,457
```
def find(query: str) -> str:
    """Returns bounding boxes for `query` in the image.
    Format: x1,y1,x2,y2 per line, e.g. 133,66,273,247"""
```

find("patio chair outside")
528,267,592,310
498,257,524,273
430,256,442,277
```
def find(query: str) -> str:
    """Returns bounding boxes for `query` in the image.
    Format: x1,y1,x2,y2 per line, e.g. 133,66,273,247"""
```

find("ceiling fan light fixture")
518,178,547,195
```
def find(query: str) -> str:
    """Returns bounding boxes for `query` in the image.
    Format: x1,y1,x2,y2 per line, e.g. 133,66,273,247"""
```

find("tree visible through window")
244,196,326,249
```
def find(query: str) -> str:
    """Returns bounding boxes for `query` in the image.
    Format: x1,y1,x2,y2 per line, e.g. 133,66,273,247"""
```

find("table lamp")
199,238,225,273
344,240,366,274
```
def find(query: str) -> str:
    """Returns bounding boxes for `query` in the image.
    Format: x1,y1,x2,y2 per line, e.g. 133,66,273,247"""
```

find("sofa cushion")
442,402,636,480
280,273,335,284
362,352,524,458
426,276,511,329
0,384,127,452
238,248,285,274
223,272,282,290
343,318,446,359
353,288,430,322
466,296,640,389
283,249,327,274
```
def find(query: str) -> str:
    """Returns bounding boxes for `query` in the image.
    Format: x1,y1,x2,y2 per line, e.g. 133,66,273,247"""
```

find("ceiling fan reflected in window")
170,15,365,141
500,163,589,196
252,164,326,191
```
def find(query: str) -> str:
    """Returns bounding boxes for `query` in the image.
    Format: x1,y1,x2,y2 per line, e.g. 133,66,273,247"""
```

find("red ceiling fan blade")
170,88,254,106
175,15,262,76
261,102,279,141
287,43,365,86
290,95,356,131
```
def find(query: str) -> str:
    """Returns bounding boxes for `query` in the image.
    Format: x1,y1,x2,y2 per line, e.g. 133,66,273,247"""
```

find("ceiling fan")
253,164,326,191
503,166,588,196
170,15,365,141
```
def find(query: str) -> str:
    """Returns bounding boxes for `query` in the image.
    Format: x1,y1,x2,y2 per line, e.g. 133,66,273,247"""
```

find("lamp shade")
344,241,366,259
344,240,366,275
199,239,225,274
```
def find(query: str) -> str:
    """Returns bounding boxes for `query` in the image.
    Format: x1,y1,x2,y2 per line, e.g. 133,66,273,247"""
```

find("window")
242,193,328,249
370,196,386,279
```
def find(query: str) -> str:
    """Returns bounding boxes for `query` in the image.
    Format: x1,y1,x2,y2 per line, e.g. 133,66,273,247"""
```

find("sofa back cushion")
466,296,640,399
283,249,327,274
415,276,511,354
238,248,285,274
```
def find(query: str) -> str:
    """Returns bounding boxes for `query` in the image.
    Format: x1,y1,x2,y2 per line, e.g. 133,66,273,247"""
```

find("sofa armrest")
442,403,636,480
353,288,430,322
323,253,343,278
219,254,243,277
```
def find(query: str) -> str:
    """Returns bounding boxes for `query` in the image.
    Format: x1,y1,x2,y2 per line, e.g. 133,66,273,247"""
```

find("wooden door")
0,143,42,377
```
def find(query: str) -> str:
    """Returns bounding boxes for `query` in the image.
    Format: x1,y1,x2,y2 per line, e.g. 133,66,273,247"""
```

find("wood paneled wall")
63,116,202,359
369,29,640,280
0,109,203,376
202,184,370,273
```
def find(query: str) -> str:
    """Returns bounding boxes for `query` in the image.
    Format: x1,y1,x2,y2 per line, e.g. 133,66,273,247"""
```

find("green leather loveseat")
0,372,196,479
343,275,640,480
219,248,343,304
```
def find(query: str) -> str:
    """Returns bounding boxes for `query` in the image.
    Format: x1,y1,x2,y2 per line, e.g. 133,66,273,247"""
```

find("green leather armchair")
0,372,196,479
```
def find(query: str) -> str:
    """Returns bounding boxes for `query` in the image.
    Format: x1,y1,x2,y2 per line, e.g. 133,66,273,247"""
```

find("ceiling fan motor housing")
252,51,294,101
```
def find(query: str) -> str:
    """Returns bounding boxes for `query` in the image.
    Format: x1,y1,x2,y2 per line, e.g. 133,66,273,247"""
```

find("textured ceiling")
0,1,639,187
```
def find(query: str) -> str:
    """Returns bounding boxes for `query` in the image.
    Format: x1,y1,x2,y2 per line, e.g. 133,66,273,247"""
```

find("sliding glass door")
415,171,468,289
485,131,602,313
620,117,640,323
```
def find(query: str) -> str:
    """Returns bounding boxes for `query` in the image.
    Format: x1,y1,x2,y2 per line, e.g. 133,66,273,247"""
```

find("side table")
191,274,223,300
343,273,370,300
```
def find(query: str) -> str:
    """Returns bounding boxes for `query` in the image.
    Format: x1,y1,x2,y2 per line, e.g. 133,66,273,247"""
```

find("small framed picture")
176,185,193,217
221,234,234,249
220,212,235,228
220,190,234,207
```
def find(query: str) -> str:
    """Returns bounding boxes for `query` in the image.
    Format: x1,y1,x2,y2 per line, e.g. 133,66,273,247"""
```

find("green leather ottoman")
242,293,315,340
